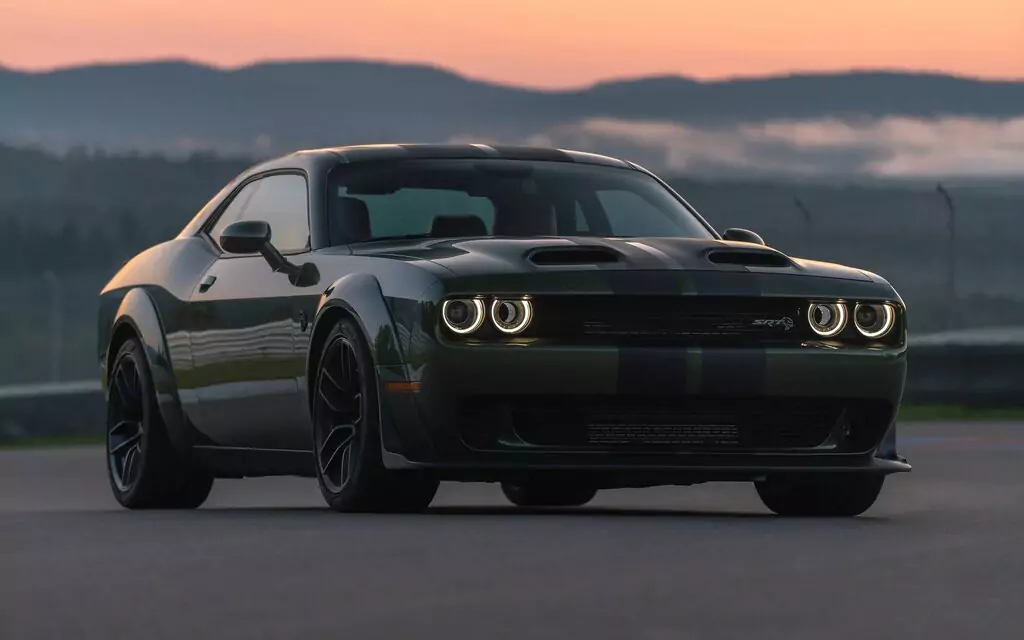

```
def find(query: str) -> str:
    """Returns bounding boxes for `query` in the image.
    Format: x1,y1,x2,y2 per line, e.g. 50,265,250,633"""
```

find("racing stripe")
635,237,715,271
609,266,697,398
398,144,493,158
560,149,632,168
691,271,768,396
336,144,414,163
617,347,690,396
488,145,576,162
622,240,683,270
469,144,502,157
594,239,677,272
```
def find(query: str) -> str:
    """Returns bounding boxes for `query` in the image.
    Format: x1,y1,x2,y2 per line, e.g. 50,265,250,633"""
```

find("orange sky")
2,0,1022,87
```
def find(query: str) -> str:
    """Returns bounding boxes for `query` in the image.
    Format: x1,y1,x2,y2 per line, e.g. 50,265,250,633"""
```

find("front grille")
512,397,837,450
457,396,893,453
532,296,808,346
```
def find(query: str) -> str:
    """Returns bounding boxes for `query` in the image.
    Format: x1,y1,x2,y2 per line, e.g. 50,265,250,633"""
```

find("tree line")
1,142,1020,276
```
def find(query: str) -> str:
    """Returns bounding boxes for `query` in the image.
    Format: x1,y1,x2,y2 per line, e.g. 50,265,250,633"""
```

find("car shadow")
425,505,771,518
129,504,895,524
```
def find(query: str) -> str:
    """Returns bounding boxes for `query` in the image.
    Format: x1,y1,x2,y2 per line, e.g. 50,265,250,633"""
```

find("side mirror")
220,220,271,254
722,228,766,245
219,220,320,287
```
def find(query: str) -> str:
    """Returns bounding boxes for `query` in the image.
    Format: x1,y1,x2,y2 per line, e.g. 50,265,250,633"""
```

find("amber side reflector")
385,381,422,393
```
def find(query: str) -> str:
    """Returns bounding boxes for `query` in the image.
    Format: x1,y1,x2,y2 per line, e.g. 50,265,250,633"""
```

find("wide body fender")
308,272,438,458
101,287,193,451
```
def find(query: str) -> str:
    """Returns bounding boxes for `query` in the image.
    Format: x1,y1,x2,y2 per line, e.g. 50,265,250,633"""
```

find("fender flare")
105,288,192,451
306,272,421,457
307,272,407,378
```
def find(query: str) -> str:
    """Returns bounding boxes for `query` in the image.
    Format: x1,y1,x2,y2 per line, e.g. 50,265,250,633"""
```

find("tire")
755,473,885,517
106,338,214,509
500,480,598,508
311,318,439,513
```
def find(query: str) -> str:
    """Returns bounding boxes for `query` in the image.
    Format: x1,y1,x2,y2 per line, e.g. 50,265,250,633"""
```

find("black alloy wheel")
314,333,363,494
107,352,145,493
105,338,213,509
755,473,885,517
501,480,599,508
311,319,439,513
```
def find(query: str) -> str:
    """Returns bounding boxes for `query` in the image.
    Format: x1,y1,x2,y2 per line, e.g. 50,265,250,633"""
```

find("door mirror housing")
218,220,319,287
219,220,271,255
722,228,766,245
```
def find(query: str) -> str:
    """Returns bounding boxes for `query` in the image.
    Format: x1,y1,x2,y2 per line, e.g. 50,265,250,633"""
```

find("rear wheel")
312,318,439,513
501,480,598,508
106,338,213,509
755,473,885,517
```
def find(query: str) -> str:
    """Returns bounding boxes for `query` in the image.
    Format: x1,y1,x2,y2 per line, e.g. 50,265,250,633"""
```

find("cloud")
451,116,1024,178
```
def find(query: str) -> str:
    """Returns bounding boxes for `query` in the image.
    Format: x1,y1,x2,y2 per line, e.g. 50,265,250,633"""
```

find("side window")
596,190,681,236
208,181,260,249
209,174,310,253
242,175,309,252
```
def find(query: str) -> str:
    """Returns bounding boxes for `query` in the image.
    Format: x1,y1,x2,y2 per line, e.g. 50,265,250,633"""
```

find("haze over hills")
1,59,1024,178
2,59,1024,384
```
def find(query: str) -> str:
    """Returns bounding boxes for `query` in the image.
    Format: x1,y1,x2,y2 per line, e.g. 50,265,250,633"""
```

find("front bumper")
376,342,910,481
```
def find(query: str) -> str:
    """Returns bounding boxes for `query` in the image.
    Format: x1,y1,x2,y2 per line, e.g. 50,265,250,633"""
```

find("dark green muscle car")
98,143,910,516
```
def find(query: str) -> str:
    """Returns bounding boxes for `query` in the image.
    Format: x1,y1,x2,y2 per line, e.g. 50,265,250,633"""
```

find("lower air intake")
457,396,894,453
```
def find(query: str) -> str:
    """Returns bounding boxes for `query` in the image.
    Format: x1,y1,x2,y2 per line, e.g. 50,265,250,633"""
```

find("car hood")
351,236,875,283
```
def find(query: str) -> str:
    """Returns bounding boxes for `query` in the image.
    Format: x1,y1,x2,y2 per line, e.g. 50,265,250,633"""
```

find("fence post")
935,184,957,331
42,270,63,382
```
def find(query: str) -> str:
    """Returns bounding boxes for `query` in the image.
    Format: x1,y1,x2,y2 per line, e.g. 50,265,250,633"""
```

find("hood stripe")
469,144,502,157
624,241,683,269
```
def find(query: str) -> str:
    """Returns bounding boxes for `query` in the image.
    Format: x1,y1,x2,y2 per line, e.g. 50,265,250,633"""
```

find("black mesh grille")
532,295,808,346
458,396,893,454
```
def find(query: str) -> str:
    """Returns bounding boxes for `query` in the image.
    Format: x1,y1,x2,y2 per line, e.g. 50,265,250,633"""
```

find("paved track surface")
2,421,1022,640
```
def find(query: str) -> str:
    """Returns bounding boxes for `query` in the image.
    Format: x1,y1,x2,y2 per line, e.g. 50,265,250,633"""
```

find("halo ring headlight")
854,303,895,339
491,298,533,334
442,298,486,334
807,302,847,337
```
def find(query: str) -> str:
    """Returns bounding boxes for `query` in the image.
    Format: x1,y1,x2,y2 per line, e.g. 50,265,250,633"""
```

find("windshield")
325,159,716,245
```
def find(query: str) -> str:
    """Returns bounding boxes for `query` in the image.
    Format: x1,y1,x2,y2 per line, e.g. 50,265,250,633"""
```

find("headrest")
431,215,487,238
330,196,372,245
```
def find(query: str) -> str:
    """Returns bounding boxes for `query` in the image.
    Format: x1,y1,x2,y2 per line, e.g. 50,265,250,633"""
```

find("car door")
186,172,313,450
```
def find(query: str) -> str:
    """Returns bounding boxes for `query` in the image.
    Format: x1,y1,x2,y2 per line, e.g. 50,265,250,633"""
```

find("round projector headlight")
442,298,485,334
854,303,895,339
491,298,533,334
807,302,847,337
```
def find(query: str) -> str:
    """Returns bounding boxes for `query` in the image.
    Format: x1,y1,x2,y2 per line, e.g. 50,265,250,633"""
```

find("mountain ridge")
1,59,1022,176
7,57,1022,89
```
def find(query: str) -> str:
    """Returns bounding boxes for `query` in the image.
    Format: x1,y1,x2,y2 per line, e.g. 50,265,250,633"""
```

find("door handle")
198,275,217,293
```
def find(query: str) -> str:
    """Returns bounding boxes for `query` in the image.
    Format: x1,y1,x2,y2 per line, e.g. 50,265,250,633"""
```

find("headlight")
854,303,895,338
807,302,847,337
491,298,533,334
442,298,486,334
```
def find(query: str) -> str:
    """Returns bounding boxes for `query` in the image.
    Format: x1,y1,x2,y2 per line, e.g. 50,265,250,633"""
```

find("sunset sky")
3,0,1022,87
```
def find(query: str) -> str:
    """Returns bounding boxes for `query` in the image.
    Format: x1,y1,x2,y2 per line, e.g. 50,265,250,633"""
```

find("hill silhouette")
2,59,1023,159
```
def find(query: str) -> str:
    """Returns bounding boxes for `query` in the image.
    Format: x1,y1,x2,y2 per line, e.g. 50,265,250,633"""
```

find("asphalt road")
2,421,1022,640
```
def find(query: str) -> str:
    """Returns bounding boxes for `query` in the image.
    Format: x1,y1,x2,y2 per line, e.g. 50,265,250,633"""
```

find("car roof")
290,143,635,169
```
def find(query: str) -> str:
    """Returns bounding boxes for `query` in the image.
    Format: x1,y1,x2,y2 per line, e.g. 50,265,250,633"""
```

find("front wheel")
311,318,439,513
755,473,885,517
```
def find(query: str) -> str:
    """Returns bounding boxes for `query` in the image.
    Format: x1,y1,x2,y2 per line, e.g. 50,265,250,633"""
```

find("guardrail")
2,331,1022,442
1,380,105,441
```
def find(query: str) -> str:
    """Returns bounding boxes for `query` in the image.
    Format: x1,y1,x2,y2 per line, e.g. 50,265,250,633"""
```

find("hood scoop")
706,248,792,268
528,246,622,266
